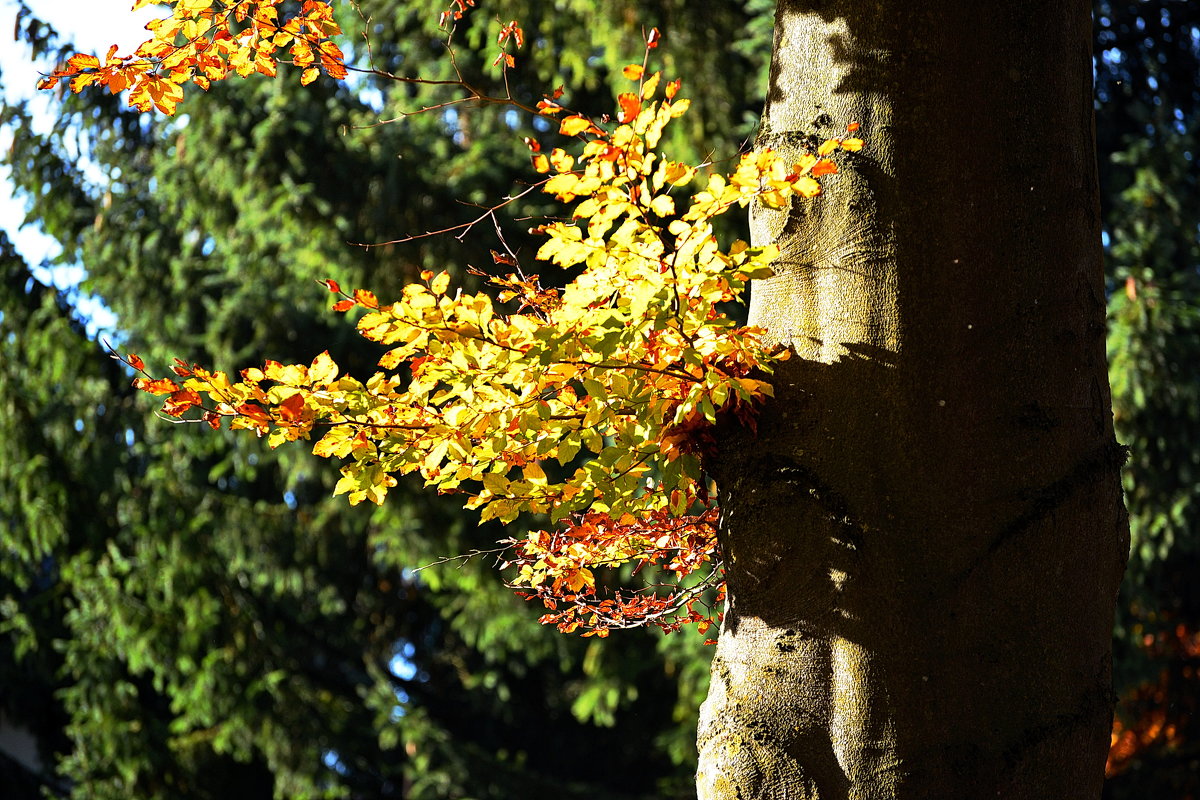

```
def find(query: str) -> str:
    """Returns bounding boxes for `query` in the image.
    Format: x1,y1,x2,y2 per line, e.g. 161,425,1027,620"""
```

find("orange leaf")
276,393,306,423
66,53,100,71
617,93,641,124
236,402,270,421
810,159,838,177
135,377,180,395
322,278,341,293
127,353,146,371
354,289,378,308
162,388,203,416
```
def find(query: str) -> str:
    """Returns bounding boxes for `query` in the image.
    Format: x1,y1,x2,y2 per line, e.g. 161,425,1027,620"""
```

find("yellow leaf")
650,194,675,217
640,71,661,99
429,271,451,295
308,351,338,386
667,98,691,118
524,461,547,485
545,172,582,200
793,176,822,198
559,115,591,137
663,161,696,186
622,64,643,80
264,360,308,385
176,0,212,15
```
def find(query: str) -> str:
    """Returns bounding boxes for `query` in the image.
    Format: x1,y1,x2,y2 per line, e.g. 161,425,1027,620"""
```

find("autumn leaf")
121,63,847,636
135,377,180,395
276,393,307,423
617,93,641,124
309,351,339,387
559,115,592,137
162,387,203,416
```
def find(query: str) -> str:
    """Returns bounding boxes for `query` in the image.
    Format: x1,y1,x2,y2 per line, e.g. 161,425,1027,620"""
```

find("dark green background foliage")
1,2,760,796
0,1,1195,797
1096,2,1200,796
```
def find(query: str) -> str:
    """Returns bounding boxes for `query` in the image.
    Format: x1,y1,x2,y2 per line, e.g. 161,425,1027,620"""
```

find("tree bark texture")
696,2,1129,798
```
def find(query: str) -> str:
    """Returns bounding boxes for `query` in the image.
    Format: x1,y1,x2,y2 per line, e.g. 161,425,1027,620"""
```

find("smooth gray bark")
696,2,1128,798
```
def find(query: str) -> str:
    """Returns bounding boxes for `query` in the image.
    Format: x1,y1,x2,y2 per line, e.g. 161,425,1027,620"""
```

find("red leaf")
162,388,202,416
236,402,270,421
322,278,341,293
277,393,306,423
127,353,145,371
617,92,641,124
491,249,517,267
332,299,355,312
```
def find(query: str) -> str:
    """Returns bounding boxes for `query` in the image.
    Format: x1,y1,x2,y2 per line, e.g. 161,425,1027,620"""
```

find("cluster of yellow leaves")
37,0,346,114
123,65,861,632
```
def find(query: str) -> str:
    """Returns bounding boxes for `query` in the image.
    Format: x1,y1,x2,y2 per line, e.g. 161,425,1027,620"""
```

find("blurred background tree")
0,0,1197,797
1097,1,1200,796
1,1,770,796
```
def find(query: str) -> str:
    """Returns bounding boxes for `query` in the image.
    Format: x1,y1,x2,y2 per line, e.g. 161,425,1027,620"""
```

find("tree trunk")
696,1,1129,798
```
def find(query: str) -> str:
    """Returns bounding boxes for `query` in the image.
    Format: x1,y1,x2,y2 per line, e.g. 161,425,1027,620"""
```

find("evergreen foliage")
1,1,770,795
3,0,1200,796
1096,1,1200,793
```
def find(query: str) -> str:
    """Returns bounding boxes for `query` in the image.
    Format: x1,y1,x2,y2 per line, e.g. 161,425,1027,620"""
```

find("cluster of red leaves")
506,508,724,637
493,20,524,69
438,0,477,29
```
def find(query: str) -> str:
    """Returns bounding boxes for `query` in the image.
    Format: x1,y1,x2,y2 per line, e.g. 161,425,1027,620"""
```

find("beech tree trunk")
697,2,1129,798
